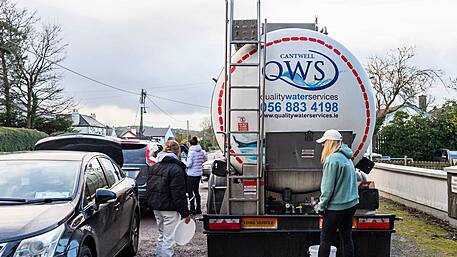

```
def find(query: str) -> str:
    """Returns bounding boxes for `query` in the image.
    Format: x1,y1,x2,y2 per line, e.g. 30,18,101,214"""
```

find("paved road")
138,182,208,257
137,181,410,257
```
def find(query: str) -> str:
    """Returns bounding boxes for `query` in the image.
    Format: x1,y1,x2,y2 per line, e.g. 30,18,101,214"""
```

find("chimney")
90,113,96,120
71,109,80,125
418,95,427,112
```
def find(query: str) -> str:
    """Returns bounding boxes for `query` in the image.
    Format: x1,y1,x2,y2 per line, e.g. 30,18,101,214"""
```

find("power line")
11,42,211,108
146,96,185,122
148,94,209,109
17,46,139,96
144,81,209,89
67,83,210,93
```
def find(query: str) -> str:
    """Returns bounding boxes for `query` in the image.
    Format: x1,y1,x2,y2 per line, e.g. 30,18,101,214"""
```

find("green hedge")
0,127,48,152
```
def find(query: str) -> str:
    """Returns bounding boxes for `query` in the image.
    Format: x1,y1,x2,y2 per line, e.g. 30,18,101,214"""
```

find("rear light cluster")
355,217,391,229
208,219,241,230
319,217,391,230
358,181,376,189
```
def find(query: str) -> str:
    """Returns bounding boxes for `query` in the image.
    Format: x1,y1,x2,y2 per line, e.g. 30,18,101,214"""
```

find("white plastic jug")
308,245,337,257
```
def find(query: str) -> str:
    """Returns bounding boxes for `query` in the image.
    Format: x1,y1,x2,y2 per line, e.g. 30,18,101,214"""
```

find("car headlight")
14,224,65,257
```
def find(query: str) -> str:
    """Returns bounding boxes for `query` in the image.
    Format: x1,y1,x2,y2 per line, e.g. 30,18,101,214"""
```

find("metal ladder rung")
228,175,259,179
229,198,259,202
230,108,259,112
230,40,262,44
230,63,259,67
228,131,260,134
217,131,260,135
211,186,227,190
230,86,260,89
230,153,259,157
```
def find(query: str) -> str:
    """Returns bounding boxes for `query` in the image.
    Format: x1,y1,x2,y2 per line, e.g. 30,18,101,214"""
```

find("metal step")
230,153,259,157
229,108,259,112
228,131,260,134
229,198,259,202
230,85,260,89
217,131,260,134
228,175,259,179
230,40,262,44
230,63,259,67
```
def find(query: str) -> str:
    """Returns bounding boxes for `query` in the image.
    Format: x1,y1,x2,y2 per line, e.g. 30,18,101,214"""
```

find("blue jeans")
319,205,358,257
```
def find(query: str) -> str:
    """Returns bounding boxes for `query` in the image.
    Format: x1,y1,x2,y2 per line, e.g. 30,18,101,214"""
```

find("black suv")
120,140,161,207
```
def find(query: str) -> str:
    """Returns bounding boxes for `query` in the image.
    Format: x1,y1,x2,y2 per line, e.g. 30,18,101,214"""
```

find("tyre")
123,211,140,257
78,246,93,257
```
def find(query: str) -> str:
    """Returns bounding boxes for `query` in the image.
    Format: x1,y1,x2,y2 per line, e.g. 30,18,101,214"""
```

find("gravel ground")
137,181,208,257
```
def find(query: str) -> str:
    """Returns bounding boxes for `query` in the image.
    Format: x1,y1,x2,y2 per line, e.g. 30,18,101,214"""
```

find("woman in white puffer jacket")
185,136,207,214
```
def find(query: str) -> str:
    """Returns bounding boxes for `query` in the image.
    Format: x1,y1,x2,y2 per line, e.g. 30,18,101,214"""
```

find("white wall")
368,163,448,212
165,129,174,141
74,126,106,135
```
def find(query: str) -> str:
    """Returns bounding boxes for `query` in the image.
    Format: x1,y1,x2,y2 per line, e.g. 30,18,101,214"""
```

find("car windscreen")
122,144,147,164
0,160,80,200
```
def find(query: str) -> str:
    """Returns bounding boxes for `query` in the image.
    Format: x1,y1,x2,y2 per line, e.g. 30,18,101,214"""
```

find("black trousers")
187,176,202,212
318,205,358,257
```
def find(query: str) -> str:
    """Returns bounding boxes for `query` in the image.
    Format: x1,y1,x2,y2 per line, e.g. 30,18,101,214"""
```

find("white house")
119,128,138,139
381,96,430,127
142,127,174,145
71,110,112,136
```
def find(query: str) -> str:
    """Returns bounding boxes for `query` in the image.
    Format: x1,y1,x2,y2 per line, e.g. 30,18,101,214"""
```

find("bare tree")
450,77,457,90
13,23,73,128
0,0,35,126
366,46,444,131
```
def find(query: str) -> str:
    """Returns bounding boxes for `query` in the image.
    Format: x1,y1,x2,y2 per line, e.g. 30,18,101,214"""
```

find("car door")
99,157,136,249
82,158,117,257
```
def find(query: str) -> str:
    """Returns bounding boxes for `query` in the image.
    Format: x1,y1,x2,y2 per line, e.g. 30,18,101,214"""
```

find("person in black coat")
147,140,190,257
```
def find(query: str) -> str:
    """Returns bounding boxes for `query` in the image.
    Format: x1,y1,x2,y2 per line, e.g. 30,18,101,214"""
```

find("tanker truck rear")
202,3,396,256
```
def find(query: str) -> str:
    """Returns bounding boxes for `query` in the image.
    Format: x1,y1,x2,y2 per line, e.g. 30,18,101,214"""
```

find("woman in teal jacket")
314,129,359,257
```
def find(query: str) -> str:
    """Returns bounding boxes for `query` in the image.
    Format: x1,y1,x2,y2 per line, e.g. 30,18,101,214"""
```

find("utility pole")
139,89,146,139
187,120,190,143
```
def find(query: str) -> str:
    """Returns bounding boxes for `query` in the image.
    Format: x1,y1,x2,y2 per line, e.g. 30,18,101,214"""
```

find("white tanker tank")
210,28,376,194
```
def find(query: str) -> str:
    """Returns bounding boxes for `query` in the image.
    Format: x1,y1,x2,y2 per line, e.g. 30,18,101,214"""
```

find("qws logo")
265,50,339,91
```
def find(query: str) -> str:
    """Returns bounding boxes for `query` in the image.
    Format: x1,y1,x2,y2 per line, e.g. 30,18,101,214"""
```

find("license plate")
241,217,278,229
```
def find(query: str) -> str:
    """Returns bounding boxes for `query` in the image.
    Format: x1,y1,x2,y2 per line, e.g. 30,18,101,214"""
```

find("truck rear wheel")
207,174,227,214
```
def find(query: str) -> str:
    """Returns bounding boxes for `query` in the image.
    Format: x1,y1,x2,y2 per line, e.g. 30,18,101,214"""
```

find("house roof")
378,103,429,117
119,129,138,138
143,127,170,137
75,114,105,128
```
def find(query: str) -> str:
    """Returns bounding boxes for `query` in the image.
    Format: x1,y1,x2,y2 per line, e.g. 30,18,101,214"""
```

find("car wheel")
78,246,93,257
124,212,140,256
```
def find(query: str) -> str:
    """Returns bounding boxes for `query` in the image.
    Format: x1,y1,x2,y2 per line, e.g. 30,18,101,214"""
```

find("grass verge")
379,198,457,257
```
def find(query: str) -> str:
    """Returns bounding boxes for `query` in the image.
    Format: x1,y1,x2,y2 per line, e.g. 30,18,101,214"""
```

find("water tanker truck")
202,2,396,256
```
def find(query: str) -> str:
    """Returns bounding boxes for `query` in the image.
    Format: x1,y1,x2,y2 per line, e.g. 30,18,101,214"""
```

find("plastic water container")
308,245,337,257
173,218,196,246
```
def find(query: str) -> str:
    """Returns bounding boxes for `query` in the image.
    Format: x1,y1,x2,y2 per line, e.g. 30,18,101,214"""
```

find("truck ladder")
223,0,267,215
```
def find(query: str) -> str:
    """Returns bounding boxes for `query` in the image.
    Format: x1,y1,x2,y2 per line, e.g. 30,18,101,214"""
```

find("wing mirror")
95,188,117,206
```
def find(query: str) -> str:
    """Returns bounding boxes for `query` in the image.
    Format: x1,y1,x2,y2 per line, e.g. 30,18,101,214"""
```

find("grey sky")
15,0,457,129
